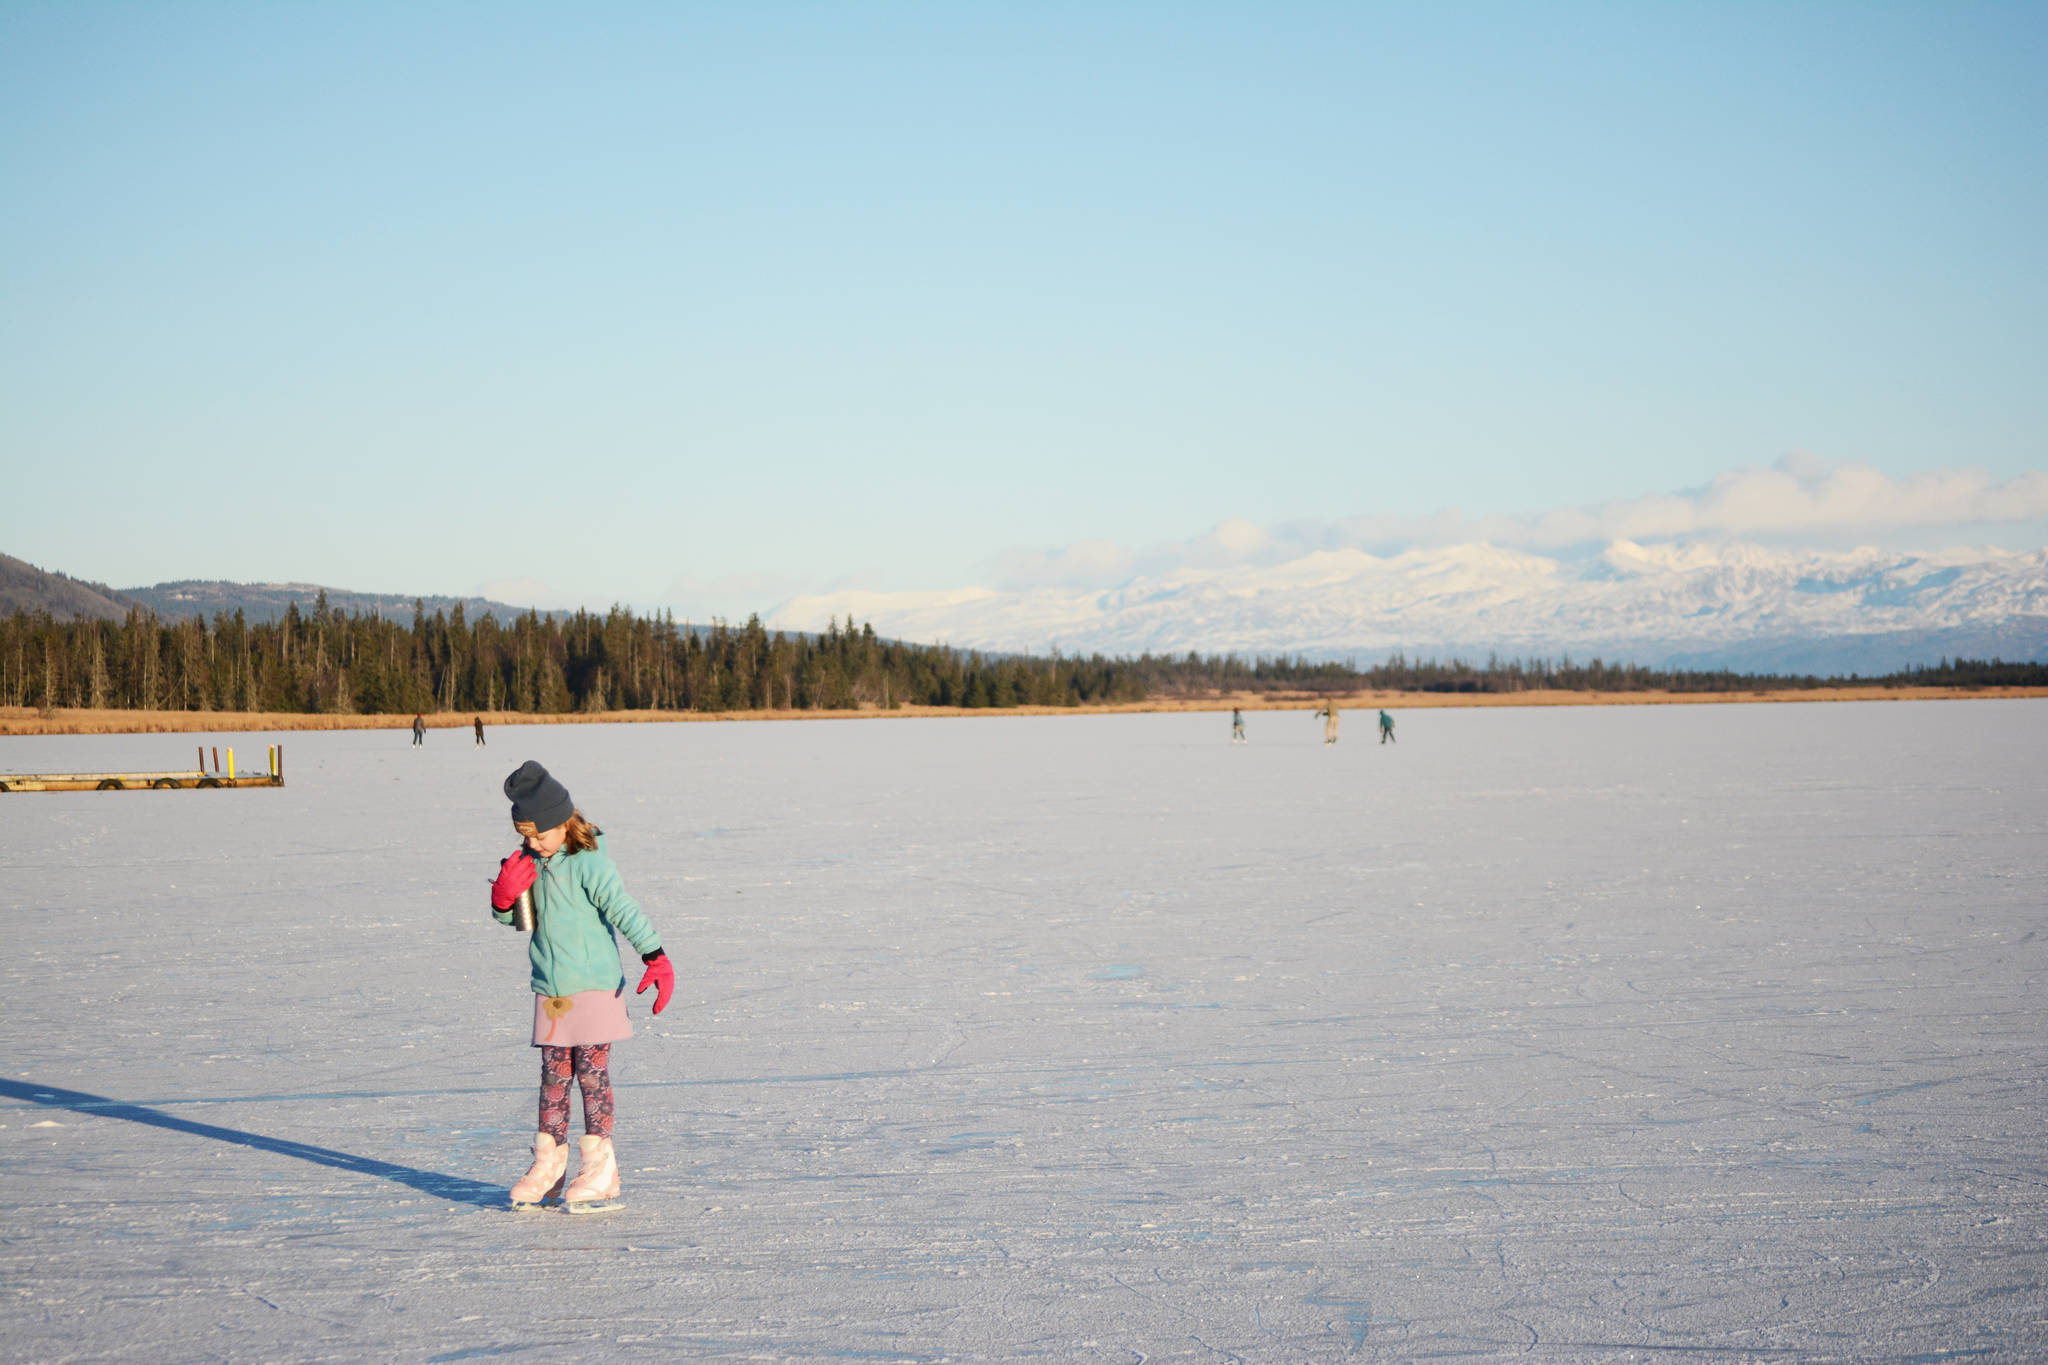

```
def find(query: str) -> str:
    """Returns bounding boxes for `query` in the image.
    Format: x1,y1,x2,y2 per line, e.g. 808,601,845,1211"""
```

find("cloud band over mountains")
991,457,2048,592
474,458,2048,670
766,459,2048,670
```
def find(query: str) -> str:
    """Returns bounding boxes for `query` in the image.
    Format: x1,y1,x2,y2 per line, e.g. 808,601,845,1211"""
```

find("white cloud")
1571,457,2048,544
991,539,1135,590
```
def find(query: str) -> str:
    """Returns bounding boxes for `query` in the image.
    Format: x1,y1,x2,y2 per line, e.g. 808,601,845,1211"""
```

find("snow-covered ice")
4,700,2045,1362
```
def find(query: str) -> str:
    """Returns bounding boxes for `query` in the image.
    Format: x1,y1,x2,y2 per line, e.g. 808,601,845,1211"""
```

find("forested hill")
0,554,145,622
3,599,2043,715
119,579,572,626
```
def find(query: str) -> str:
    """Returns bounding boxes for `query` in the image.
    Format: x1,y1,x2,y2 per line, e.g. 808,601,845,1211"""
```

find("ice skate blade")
564,1197,624,1215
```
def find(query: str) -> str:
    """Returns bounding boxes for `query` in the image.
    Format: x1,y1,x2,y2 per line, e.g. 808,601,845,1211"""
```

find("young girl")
489,760,673,1213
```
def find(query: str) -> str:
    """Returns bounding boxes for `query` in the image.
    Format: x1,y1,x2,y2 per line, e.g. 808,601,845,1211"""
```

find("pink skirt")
530,985,634,1047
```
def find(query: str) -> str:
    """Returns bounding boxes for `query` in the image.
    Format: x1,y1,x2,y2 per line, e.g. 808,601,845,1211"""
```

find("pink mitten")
636,951,674,1015
490,851,538,910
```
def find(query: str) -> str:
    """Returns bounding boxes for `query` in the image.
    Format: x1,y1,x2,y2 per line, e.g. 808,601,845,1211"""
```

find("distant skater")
474,715,486,747
412,713,426,747
491,761,671,1213
1315,702,1339,745
1378,709,1395,744
1230,708,1246,744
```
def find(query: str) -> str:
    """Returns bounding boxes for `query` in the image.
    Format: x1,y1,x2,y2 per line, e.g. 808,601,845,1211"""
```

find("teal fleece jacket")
493,834,662,997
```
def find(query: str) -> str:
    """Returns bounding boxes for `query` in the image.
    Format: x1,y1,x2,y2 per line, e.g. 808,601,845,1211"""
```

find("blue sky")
3,2,2043,619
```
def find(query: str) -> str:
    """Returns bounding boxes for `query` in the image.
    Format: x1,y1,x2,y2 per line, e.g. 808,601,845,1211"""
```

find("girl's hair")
514,810,601,854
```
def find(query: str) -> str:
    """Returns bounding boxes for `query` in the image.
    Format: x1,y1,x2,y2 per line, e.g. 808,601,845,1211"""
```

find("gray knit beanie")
504,760,575,831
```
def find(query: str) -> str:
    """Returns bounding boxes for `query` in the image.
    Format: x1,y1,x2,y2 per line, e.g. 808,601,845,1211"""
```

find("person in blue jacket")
489,760,672,1212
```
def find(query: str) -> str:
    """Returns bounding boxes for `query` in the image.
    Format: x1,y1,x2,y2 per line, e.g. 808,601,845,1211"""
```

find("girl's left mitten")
490,852,538,911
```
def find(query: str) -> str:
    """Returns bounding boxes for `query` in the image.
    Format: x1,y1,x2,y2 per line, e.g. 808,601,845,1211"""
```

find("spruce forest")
0,599,1143,714
1,599,2041,715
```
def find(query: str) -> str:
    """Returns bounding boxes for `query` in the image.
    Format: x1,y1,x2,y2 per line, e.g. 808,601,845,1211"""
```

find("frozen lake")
4,700,2046,1362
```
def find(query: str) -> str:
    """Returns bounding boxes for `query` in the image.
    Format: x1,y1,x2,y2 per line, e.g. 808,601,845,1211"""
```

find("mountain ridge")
769,540,2048,674
119,580,580,626
11,544,2047,674
0,554,148,621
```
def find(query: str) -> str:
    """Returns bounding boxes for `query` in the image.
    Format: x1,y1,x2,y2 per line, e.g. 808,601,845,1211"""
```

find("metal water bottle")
509,886,537,934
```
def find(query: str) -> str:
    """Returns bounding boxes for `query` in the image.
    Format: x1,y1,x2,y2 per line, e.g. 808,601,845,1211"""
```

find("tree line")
1121,649,2048,696
0,597,1144,714
2,598,2041,715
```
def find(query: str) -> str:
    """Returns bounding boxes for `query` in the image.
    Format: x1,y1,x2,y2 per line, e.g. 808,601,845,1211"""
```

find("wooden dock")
0,771,284,792
0,744,285,793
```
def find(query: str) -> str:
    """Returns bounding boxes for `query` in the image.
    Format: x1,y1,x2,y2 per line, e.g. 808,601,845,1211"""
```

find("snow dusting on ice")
4,701,2046,1361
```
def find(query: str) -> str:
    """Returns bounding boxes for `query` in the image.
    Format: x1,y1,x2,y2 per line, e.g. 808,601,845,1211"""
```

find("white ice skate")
509,1132,568,1211
563,1134,623,1214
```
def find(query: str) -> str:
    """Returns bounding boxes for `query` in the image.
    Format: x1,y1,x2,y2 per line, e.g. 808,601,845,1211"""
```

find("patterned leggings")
538,1044,614,1143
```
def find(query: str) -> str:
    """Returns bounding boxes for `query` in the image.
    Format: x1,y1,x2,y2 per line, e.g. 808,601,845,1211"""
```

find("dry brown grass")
2,685,2041,736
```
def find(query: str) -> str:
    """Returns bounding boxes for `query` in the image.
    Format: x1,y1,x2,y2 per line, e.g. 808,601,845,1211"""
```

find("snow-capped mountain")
770,542,2048,673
